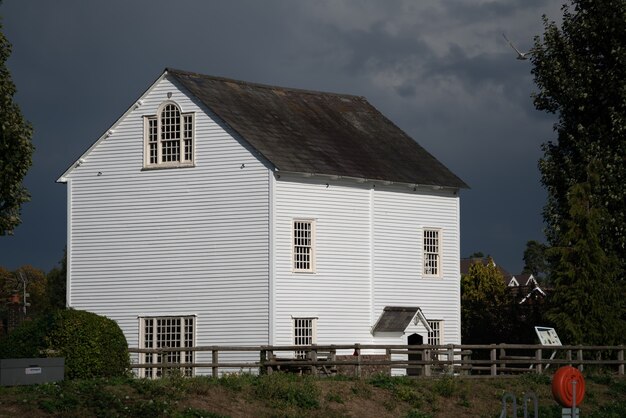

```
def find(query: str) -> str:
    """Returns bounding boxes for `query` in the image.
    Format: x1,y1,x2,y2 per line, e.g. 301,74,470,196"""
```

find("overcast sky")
1,0,563,275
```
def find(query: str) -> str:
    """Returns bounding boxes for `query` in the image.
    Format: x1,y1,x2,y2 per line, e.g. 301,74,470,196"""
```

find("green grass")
0,372,624,417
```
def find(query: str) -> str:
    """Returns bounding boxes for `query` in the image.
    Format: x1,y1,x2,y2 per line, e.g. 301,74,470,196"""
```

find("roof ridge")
166,67,366,100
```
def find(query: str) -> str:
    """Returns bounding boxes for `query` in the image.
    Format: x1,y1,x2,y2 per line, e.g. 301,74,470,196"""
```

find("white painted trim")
369,186,374,327
268,171,276,345
422,227,442,278
143,100,195,168
291,218,316,273
278,170,462,192
66,179,72,307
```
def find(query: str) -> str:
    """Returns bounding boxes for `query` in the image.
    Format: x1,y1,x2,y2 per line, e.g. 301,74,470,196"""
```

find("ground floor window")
293,317,317,358
427,320,443,345
139,316,195,378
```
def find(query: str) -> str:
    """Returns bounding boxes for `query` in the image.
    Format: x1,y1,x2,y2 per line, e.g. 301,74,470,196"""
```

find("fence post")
267,349,274,375
566,349,572,366
330,346,337,375
424,348,431,377
500,346,507,373
618,348,624,376
260,349,266,375
212,349,219,377
354,344,362,378
160,349,167,378
462,350,471,376
490,345,497,376
386,348,392,376
447,345,454,376
535,349,543,374
309,346,318,376
577,349,584,372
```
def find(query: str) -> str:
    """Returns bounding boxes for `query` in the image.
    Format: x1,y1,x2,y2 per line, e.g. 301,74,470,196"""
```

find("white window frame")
138,315,195,378
427,320,444,346
423,228,441,277
292,219,316,273
292,317,317,359
144,101,194,168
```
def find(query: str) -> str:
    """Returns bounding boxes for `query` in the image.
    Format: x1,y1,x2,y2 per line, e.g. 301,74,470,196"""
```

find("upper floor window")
145,102,194,168
423,229,440,276
293,219,315,272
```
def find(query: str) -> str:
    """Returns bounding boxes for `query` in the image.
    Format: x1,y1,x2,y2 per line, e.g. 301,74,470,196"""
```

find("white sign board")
535,326,562,346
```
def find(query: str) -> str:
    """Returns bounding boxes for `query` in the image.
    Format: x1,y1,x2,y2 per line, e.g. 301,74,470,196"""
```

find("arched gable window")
145,101,194,167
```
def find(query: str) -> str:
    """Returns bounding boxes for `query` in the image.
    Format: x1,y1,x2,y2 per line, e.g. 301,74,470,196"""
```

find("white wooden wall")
372,185,461,347
64,75,271,372
273,175,373,348
273,175,461,350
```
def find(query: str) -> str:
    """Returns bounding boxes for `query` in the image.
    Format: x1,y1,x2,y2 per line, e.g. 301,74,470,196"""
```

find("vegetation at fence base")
0,309,129,379
0,372,625,418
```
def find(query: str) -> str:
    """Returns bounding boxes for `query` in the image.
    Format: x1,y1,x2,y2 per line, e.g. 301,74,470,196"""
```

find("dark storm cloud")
0,0,563,274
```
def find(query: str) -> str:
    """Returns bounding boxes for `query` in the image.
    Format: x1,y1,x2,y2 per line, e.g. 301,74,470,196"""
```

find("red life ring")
552,366,585,407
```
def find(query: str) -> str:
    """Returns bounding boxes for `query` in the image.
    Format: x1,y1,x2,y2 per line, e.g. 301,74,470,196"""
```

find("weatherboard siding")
272,176,461,350
273,176,372,348
372,187,461,345
65,76,270,372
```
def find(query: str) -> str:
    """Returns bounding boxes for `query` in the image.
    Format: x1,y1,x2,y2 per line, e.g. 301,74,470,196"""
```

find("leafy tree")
532,0,626,280
0,6,34,235
46,249,67,311
546,168,626,345
522,240,549,280
461,258,509,343
468,251,485,258
0,265,47,318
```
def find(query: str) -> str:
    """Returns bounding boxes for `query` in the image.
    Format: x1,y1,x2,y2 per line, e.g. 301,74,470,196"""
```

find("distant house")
461,257,546,304
58,69,468,376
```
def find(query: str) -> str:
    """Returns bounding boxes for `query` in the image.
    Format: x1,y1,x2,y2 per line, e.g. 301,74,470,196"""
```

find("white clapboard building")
58,69,468,375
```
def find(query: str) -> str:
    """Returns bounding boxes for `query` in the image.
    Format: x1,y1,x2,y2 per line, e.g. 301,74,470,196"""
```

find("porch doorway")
407,333,423,376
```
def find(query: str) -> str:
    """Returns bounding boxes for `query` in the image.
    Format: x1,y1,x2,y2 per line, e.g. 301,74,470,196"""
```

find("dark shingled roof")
168,68,468,188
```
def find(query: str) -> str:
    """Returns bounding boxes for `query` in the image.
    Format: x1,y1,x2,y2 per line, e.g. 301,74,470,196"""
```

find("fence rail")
128,344,625,378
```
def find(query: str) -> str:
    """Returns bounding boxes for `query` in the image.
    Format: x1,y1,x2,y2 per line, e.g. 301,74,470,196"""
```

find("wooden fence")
128,344,625,378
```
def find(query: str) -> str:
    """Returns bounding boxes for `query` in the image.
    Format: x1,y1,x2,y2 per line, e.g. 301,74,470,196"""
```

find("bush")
0,309,129,379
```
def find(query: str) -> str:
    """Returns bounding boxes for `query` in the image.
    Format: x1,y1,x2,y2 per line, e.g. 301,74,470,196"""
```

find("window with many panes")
145,102,194,167
293,317,317,359
293,219,315,272
427,320,443,345
423,229,440,276
139,316,195,378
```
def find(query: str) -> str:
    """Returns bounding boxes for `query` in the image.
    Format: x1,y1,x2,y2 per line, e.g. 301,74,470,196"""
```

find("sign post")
535,326,562,370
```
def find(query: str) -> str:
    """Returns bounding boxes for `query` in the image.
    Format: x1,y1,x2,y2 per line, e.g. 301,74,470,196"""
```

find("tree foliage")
532,0,626,277
0,7,34,235
522,240,549,280
46,249,67,310
546,169,626,344
461,258,509,343
532,0,626,344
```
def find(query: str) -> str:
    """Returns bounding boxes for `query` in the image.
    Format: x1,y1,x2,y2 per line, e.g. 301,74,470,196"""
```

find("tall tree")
46,249,67,311
532,0,626,344
532,0,626,279
522,240,549,280
546,168,625,344
0,6,34,235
